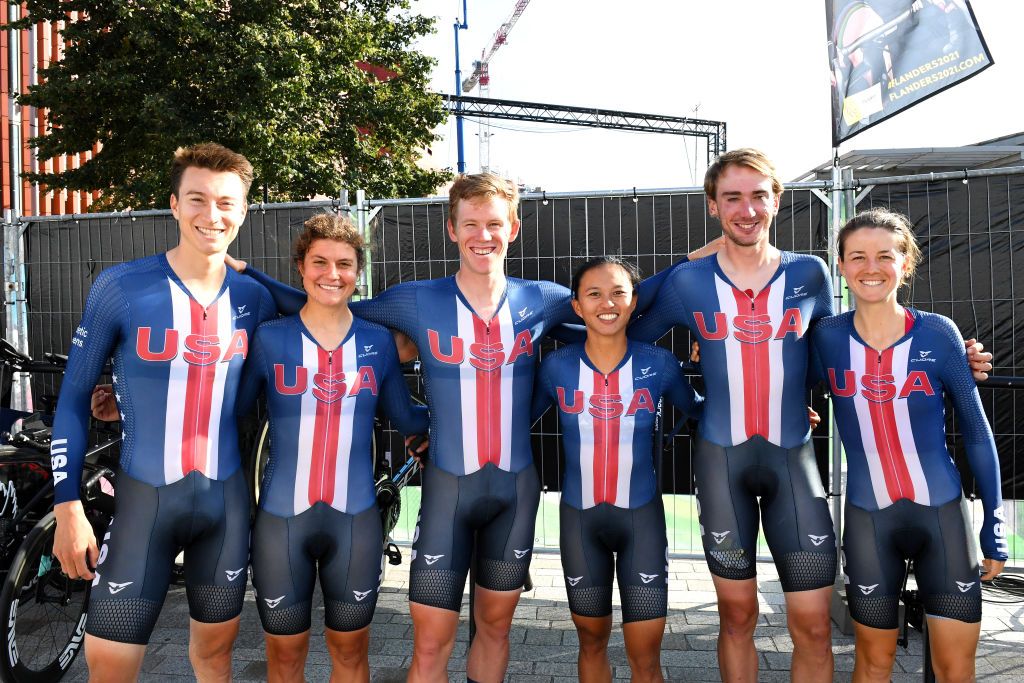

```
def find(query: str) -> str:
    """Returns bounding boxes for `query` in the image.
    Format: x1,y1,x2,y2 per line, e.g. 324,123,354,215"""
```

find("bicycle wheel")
0,512,96,683
247,419,271,508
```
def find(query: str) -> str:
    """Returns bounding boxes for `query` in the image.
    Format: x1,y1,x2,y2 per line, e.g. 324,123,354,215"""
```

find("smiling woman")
811,207,1005,683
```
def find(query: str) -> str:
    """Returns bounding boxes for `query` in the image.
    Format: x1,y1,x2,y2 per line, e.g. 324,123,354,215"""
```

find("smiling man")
50,143,275,682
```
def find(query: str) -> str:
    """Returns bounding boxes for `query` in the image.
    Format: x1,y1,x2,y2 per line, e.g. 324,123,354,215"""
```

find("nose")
200,201,221,225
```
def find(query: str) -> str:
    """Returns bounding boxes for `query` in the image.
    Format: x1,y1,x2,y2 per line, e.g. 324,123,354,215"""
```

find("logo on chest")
692,309,804,344
135,328,248,366
827,369,935,403
273,365,379,403
426,328,534,371
556,387,656,420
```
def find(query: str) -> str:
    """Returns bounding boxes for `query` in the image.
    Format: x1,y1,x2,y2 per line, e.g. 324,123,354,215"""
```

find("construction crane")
461,0,532,172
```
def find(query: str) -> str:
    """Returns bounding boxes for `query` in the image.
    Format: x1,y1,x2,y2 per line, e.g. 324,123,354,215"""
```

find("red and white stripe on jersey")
163,282,233,482
578,358,635,508
292,334,359,514
714,274,788,446
456,299,516,473
849,337,929,508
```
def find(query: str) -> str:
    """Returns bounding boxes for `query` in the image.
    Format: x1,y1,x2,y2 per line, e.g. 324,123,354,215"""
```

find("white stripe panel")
496,302,516,471
293,335,318,515
578,362,596,509
850,338,892,508
890,340,929,505
457,301,480,473
163,282,192,484
331,336,359,512
614,358,635,507
203,290,233,479
765,278,786,445
714,276,747,445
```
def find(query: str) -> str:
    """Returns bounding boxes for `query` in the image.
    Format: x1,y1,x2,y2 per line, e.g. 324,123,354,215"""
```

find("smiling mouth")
317,283,343,291
597,313,619,321
196,226,225,238
859,279,885,287
470,246,496,256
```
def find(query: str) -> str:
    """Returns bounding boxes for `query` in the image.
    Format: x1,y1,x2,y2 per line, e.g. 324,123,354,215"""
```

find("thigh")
251,508,317,636
409,465,473,612
183,470,250,623
843,503,905,630
615,499,669,624
759,440,836,592
559,502,614,618
86,473,175,645
319,505,384,632
692,437,758,581
475,464,541,592
913,497,982,624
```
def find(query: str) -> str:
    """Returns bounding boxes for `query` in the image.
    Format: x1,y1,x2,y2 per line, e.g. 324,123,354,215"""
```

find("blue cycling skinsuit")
812,309,1006,628
239,314,428,634
629,252,838,591
532,341,702,622
50,254,275,644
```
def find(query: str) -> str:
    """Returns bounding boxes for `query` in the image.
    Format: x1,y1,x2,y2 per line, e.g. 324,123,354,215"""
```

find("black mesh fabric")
778,551,836,592
567,586,613,618
325,599,376,632
85,598,161,645
708,548,756,580
187,584,246,623
258,600,312,636
409,569,464,612
622,585,667,623
477,558,528,592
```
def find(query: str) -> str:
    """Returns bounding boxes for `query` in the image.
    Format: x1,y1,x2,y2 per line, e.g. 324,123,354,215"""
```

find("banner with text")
827,0,992,146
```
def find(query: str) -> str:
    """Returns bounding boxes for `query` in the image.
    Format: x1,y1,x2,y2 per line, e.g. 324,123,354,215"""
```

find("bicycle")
0,339,119,683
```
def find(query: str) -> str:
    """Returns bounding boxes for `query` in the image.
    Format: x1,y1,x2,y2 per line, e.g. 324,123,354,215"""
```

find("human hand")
91,385,119,422
53,500,99,580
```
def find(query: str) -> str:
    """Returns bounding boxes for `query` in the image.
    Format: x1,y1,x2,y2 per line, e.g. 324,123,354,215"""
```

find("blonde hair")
448,172,519,225
704,148,784,200
837,207,922,285
293,213,366,273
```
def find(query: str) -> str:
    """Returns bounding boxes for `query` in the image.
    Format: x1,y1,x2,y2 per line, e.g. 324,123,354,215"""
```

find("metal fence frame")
2,165,1022,565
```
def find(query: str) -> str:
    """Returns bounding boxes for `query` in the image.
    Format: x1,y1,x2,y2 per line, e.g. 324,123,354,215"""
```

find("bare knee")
326,631,369,667
930,656,975,683
789,612,832,652
626,650,662,678
578,628,610,657
717,596,759,638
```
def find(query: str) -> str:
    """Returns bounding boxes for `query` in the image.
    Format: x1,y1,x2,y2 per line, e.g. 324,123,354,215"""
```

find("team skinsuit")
532,342,703,622
238,315,428,635
50,254,276,644
245,267,582,611
629,252,838,591
811,309,1006,628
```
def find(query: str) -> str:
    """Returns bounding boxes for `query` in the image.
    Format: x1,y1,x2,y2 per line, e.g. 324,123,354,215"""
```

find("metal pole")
453,0,468,174
354,189,373,299
829,161,847,576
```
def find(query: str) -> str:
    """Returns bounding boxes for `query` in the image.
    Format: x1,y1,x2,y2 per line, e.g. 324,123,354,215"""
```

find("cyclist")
238,213,428,682
50,144,275,681
811,207,1005,683
629,148,993,682
532,256,702,683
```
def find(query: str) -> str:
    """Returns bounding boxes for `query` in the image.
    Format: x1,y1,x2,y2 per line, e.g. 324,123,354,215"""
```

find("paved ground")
60,551,1024,682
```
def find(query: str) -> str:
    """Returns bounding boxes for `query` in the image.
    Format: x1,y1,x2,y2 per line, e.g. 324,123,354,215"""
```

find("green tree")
9,0,449,209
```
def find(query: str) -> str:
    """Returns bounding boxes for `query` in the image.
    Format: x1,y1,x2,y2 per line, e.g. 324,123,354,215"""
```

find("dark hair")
571,256,641,299
293,212,366,274
170,143,254,198
837,207,921,285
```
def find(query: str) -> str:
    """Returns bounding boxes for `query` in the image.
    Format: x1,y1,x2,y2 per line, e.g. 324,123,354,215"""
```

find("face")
571,264,637,339
447,195,520,277
297,239,360,308
170,166,247,257
707,164,781,248
838,227,908,306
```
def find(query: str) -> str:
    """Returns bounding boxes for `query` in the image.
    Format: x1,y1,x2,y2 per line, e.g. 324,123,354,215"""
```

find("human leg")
573,614,614,683
324,626,371,683
926,617,981,683
621,619,666,683
851,622,899,683
467,465,541,682
263,632,312,683
710,575,760,682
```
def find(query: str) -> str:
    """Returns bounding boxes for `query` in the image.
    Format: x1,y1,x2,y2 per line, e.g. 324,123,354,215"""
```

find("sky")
410,0,1023,190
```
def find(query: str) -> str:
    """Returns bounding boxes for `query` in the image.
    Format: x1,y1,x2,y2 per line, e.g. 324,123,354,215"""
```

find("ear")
447,217,458,243
509,216,521,243
571,297,582,319
707,196,718,218
170,193,179,220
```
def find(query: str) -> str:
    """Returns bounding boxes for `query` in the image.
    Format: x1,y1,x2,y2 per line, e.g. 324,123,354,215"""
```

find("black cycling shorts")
86,468,250,645
251,503,384,635
409,463,540,612
843,497,981,629
693,436,836,591
559,497,668,623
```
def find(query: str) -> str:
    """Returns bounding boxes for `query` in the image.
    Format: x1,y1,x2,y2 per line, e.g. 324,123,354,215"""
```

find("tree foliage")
10,0,449,209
